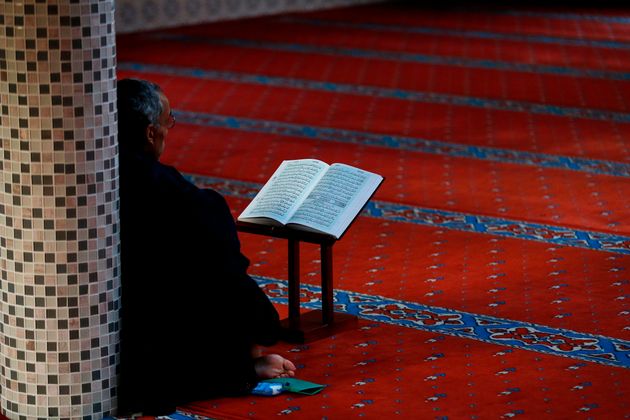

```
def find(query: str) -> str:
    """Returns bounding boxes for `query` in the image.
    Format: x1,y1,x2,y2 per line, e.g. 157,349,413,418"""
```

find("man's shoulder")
121,153,230,212
152,162,228,207
122,154,188,195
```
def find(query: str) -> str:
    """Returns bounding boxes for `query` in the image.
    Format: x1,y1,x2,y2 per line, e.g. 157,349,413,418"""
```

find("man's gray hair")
117,78,164,151
134,80,162,126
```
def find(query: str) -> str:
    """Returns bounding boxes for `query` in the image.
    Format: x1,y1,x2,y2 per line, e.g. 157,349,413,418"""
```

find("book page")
288,163,383,238
238,159,329,225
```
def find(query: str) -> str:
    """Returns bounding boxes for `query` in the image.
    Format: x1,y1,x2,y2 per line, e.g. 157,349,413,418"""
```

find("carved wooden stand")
237,220,358,343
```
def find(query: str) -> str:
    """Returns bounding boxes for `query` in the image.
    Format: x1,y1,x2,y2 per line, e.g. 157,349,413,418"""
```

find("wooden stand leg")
321,243,334,324
237,221,358,343
287,238,300,329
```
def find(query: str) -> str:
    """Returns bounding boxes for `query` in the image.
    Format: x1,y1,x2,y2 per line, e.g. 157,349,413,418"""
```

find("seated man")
116,78,295,415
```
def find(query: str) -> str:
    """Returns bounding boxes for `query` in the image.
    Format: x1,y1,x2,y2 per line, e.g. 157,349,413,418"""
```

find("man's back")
117,150,280,412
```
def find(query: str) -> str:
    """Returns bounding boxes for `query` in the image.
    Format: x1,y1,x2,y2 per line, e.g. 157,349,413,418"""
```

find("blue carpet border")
120,61,630,120
187,174,630,255
142,34,630,82
164,110,630,177
254,275,630,369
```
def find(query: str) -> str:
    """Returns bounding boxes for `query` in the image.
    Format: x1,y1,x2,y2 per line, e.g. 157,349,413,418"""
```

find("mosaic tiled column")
0,1,119,418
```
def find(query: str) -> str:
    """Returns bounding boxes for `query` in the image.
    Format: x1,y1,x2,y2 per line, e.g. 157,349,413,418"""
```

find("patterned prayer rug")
115,1,629,418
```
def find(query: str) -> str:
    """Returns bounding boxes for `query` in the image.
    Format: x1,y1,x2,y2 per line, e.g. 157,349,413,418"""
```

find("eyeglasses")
165,111,176,129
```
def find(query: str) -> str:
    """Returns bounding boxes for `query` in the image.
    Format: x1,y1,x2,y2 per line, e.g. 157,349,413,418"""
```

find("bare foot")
254,354,297,379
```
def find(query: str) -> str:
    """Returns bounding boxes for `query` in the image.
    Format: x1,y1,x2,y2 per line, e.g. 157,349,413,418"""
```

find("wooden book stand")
237,220,358,343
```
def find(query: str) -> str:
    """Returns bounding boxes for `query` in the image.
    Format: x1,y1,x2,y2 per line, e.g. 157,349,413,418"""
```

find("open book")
238,159,384,239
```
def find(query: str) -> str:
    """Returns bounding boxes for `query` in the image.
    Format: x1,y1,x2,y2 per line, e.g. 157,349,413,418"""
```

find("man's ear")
145,124,156,146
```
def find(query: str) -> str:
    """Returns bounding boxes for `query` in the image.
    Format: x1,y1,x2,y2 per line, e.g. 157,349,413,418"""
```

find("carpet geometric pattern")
116,1,629,418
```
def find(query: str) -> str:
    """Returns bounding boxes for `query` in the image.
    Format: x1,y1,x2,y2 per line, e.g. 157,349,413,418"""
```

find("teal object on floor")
261,378,327,395
251,381,284,396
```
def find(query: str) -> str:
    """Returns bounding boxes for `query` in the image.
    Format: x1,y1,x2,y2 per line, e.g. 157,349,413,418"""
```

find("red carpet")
116,1,630,418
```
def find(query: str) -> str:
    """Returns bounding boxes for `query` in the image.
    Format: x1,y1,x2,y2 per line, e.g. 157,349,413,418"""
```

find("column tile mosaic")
0,1,120,418
115,0,382,33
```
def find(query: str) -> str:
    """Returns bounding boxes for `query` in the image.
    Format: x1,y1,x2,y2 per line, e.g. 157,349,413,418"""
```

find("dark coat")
117,148,281,414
